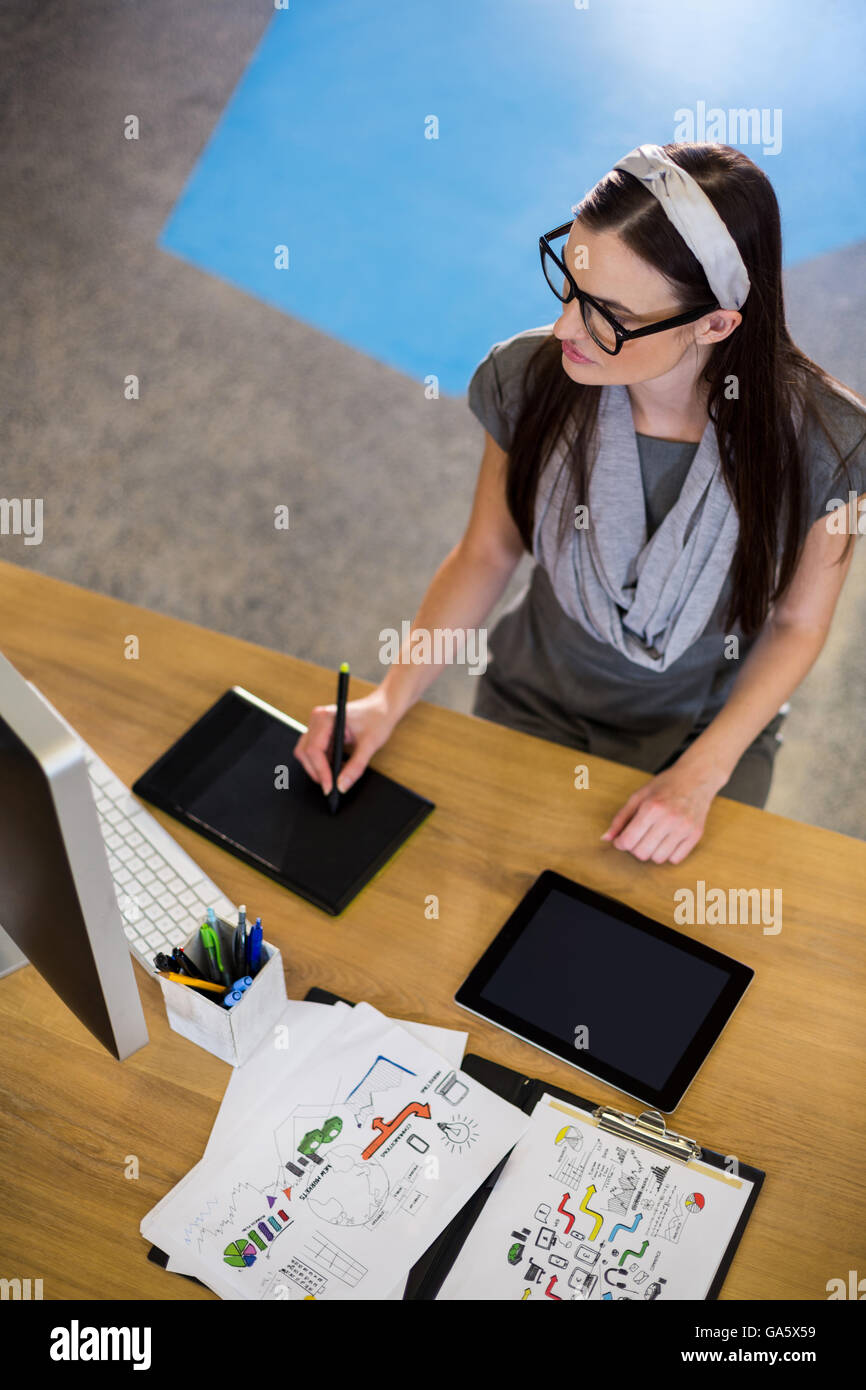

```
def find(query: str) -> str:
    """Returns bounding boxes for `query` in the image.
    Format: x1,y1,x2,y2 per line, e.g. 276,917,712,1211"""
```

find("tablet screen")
457,871,753,1111
133,688,434,915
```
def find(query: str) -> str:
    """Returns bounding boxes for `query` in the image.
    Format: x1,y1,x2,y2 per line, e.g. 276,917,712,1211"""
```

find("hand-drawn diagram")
304,1231,367,1287
437,1114,479,1155
345,1055,417,1125
434,1094,755,1301
305,1146,389,1226
606,1169,638,1215
435,1071,469,1105
143,1018,537,1302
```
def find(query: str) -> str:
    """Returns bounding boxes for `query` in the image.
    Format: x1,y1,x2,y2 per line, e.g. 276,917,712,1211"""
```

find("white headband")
611,143,750,310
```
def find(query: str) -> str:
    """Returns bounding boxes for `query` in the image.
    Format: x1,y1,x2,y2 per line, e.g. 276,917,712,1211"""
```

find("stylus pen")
328,662,350,815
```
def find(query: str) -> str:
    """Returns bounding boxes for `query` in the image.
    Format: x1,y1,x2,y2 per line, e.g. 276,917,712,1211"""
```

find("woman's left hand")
601,761,723,864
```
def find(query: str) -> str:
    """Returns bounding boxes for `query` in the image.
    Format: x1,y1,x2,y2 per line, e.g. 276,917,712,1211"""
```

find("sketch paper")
204,1001,468,1165
437,1093,754,1301
143,1017,527,1300
164,1001,467,1296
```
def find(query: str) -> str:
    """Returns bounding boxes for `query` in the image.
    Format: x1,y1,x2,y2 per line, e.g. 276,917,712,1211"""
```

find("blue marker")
231,977,253,994
248,919,263,977
223,989,245,1009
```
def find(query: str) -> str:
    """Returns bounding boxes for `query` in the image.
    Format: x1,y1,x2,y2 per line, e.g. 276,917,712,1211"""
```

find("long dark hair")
506,142,865,635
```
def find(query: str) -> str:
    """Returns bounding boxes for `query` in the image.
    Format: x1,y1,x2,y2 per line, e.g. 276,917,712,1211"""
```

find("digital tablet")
455,870,754,1112
132,687,434,916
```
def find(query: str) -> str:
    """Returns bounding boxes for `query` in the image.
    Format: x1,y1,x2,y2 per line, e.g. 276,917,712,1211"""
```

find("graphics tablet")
455,870,753,1112
132,687,434,916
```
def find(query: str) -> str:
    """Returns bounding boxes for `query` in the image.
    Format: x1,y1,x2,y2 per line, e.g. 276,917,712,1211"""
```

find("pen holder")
157,916,287,1067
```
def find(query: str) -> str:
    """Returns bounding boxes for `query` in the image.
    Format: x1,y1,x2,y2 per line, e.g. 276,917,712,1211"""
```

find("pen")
328,661,350,815
157,971,227,995
233,905,247,977
247,918,263,977
175,946,206,980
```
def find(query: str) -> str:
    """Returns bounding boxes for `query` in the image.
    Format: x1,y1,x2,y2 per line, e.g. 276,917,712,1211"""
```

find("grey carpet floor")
1,0,864,839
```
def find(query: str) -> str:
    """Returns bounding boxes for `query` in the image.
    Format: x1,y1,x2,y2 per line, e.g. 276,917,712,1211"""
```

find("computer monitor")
0,650,148,1060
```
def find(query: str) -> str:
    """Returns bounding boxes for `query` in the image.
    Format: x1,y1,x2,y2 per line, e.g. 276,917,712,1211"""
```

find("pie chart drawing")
685,1193,705,1212
224,1239,257,1268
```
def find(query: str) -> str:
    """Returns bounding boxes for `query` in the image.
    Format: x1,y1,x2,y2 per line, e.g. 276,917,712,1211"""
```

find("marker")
233,905,247,977
231,977,253,994
247,919,263,977
205,909,233,987
328,662,350,815
157,971,226,995
223,989,245,1009
200,923,227,986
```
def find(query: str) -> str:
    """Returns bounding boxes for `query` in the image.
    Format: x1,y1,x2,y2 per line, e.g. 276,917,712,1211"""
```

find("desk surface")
0,560,863,1301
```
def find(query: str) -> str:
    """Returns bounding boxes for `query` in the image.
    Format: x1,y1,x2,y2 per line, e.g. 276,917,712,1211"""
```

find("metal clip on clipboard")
594,1105,702,1163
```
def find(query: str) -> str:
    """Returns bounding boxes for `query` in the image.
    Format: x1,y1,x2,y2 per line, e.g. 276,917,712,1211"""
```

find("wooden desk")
0,560,863,1300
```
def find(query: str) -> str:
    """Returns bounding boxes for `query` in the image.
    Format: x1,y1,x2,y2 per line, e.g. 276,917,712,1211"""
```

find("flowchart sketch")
437,1095,755,1301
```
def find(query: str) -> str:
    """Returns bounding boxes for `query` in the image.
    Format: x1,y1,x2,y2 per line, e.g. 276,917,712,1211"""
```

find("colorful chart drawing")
609,1213,643,1245
345,1056,417,1125
685,1192,706,1211
554,1125,583,1150
223,1240,257,1268
579,1184,605,1240
362,1101,431,1159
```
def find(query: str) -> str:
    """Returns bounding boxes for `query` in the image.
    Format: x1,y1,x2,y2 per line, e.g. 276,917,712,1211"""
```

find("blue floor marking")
158,0,866,393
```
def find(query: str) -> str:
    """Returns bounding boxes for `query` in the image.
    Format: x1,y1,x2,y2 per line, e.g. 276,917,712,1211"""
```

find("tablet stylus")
328,662,350,814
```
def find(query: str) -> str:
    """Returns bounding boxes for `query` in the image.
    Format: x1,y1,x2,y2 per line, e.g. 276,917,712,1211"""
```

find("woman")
295,142,866,864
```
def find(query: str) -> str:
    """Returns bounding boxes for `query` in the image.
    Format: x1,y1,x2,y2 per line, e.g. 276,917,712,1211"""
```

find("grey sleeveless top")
466,325,866,772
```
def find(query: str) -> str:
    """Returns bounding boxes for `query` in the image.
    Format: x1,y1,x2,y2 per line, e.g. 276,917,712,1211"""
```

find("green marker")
201,911,232,987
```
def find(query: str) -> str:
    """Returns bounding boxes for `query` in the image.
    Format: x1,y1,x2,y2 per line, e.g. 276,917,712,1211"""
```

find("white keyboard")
25,683,236,975
83,745,237,975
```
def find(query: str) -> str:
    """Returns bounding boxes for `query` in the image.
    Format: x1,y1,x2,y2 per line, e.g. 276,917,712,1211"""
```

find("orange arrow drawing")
362,1101,432,1159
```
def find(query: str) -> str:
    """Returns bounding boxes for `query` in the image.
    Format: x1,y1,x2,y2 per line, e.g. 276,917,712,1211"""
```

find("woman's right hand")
292,687,399,795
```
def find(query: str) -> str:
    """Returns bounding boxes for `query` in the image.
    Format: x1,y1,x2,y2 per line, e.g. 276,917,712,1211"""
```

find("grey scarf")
532,383,739,670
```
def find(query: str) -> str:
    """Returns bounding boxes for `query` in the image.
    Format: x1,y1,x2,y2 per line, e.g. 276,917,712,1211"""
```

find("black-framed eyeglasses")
540,222,718,356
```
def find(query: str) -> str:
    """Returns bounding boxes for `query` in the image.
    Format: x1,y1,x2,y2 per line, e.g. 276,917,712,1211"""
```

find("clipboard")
146,986,765,1300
